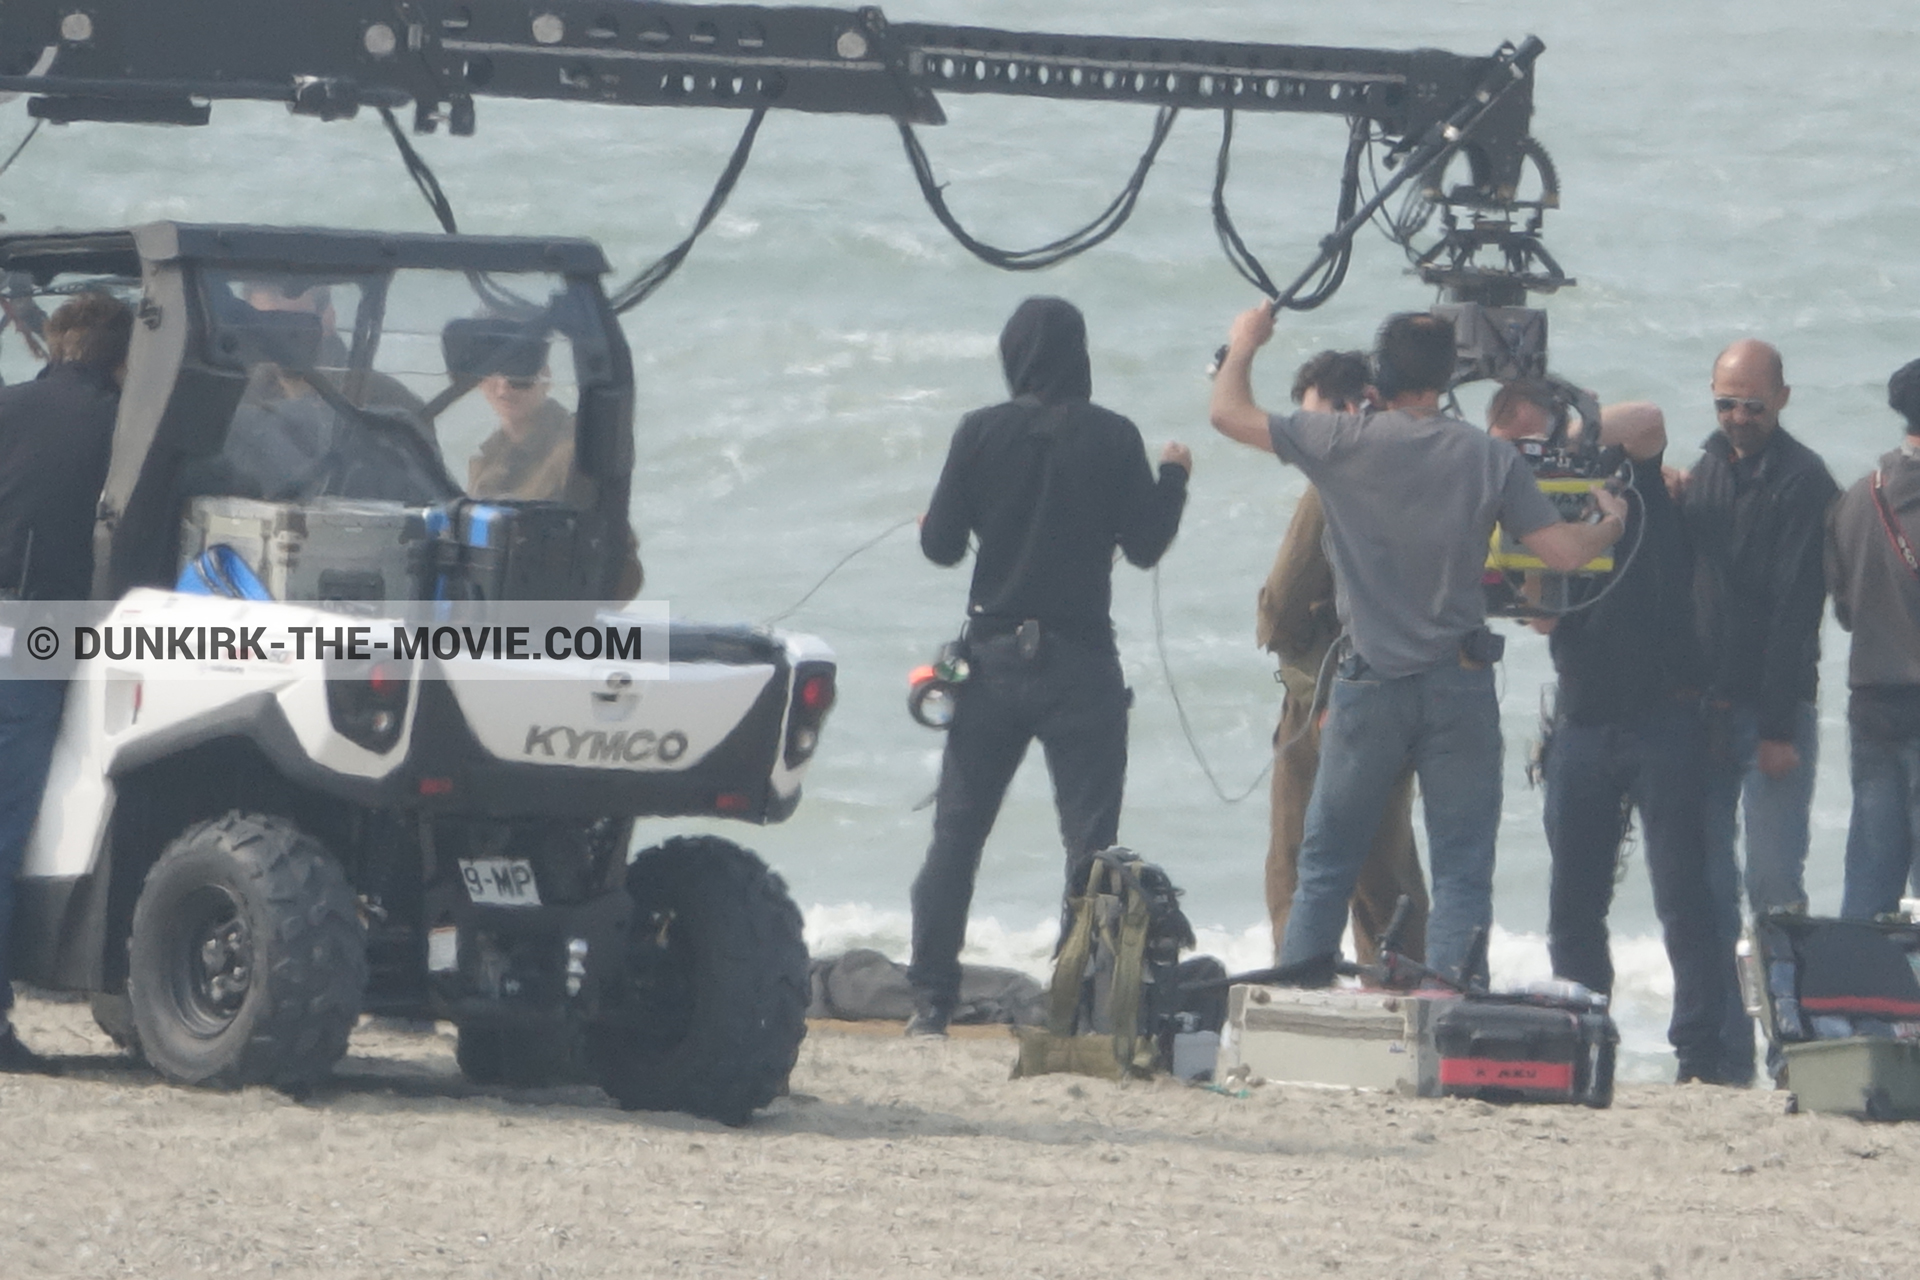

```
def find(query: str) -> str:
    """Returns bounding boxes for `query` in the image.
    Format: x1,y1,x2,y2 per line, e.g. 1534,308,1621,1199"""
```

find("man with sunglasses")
470,365,582,503
469,362,645,598
1680,338,1838,1084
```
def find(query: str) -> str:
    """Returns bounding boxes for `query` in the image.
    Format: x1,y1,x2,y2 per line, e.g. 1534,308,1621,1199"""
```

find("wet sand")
1,993,1912,1278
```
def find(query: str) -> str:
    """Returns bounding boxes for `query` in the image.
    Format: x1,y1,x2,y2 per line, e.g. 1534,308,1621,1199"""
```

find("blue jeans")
1543,702,1736,1079
1840,721,1920,921
1703,698,1818,1082
0,676,68,1015
1278,657,1501,985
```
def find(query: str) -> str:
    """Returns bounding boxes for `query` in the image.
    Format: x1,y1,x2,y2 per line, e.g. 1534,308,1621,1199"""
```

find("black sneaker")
904,1006,951,1039
0,1027,59,1076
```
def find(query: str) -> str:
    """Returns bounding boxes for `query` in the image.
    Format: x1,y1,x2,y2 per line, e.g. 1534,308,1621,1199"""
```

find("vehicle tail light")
326,658,412,753
782,661,836,770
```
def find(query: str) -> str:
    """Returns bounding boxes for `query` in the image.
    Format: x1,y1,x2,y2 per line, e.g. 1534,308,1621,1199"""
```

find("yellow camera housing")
1487,477,1614,575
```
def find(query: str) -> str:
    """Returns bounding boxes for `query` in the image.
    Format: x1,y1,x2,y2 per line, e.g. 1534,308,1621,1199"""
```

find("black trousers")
1543,700,1739,1079
906,629,1129,1010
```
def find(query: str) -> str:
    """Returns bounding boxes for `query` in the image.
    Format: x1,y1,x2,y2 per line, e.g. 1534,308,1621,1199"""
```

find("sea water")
11,0,1916,1081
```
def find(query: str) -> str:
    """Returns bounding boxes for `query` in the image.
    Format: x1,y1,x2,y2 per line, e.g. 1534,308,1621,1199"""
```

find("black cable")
898,106,1177,272
609,108,768,314
1210,108,1278,298
376,105,538,316
1150,564,1271,805
378,106,459,234
760,514,917,625
1212,111,1365,311
0,118,41,187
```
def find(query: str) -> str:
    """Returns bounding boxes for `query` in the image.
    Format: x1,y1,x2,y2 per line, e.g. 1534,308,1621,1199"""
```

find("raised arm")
1209,303,1278,454
1597,400,1667,461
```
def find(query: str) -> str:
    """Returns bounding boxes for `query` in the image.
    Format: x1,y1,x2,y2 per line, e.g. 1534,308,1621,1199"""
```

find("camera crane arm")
0,1,1543,212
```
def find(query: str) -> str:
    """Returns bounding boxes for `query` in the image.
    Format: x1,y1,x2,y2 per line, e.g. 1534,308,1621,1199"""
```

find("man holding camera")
1489,381,1740,1083
1210,304,1626,984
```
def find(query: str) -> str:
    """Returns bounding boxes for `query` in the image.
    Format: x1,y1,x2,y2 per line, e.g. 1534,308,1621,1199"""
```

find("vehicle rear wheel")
588,836,808,1126
455,1024,584,1088
89,992,138,1052
126,812,366,1089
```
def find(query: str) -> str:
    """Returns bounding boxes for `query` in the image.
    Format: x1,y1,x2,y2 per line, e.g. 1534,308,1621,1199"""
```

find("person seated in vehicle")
239,281,427,421
468,364,584,503
185,282,453,505
467,359,645,598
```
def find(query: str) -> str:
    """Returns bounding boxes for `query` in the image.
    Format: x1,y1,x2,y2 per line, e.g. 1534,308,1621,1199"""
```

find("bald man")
1681,338,1837,1084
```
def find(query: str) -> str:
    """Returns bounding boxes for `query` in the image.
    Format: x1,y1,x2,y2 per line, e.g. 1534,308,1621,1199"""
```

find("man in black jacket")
1681,338,1838,1083
0,291,133,1071
907,297,1190,1036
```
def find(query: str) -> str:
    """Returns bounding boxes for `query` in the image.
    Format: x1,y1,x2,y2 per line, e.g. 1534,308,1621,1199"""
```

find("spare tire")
589,836,808,1126
127,812,366,1090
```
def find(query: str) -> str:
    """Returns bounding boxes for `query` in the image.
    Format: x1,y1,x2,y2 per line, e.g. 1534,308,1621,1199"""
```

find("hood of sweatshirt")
998,296,1092,404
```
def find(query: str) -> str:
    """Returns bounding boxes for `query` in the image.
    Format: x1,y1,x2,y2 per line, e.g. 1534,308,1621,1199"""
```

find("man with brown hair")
1258,350,1427,965
0,290,133,1071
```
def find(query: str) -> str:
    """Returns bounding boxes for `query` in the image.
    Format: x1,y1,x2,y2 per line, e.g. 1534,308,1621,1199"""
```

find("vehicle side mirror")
443,317,549,380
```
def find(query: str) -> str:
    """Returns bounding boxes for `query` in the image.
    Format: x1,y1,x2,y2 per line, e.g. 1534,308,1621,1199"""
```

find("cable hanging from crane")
608,107,768,314
1211,110,1367,311
377,102,769,317
896,106,1178,271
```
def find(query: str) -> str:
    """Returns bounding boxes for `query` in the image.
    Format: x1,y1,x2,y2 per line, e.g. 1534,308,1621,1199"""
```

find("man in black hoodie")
0,291,132,1072
907,297,1190,1036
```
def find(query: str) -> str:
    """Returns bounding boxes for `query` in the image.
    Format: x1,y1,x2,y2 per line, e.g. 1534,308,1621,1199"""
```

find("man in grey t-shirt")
1210,304,1627,983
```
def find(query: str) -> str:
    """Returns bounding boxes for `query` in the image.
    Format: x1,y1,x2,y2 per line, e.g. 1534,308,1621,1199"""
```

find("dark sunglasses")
1712,395,1768,415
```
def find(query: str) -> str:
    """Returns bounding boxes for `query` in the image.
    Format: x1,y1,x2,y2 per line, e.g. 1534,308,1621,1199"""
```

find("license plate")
459,858,541,907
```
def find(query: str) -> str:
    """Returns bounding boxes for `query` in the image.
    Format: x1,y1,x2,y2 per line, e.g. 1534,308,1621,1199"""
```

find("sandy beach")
0,994,1911,1278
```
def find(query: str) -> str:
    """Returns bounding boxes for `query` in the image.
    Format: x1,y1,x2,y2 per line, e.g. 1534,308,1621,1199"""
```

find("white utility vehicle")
7,222,835,1125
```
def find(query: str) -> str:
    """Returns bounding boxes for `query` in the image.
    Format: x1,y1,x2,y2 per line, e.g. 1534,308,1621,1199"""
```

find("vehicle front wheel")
588,836,808,1126
126,812,366,1090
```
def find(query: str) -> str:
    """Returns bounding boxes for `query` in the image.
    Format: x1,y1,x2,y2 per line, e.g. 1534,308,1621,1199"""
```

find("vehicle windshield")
190,266,604,507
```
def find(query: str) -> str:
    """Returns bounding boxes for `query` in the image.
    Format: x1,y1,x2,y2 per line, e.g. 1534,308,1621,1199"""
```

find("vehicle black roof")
0,222,610,285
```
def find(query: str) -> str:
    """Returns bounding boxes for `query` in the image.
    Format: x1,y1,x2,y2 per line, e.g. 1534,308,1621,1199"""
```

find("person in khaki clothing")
1257,350,1429,965
469,366,586,503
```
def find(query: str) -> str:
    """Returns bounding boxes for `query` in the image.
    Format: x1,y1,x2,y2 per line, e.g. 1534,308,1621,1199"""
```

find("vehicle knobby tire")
589,836,808,1126
126,811,367,1090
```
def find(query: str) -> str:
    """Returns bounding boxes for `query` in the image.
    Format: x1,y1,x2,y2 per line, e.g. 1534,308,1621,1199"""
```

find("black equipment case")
428,499,594,602
1432,997,1618,1108
1748,913,1920,1120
